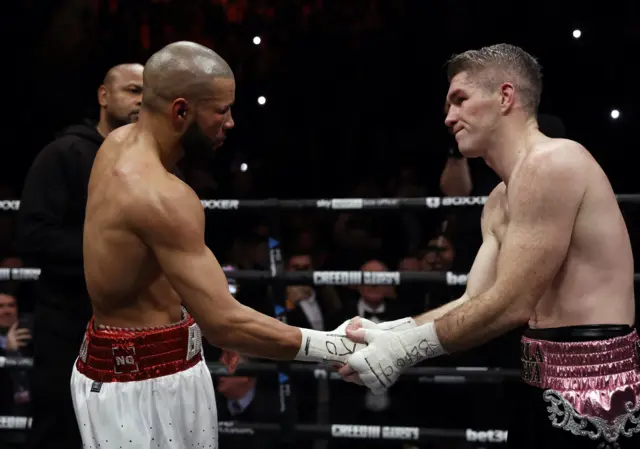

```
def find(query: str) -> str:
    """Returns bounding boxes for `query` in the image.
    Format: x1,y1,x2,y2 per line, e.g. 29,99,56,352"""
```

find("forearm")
212,304,302,360
363,293,521,371
211,304,361,363
414,295,469,325
433,290,526,353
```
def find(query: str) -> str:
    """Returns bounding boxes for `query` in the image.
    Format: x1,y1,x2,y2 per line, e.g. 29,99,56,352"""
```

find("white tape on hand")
295,328,367,366
344,322,444,395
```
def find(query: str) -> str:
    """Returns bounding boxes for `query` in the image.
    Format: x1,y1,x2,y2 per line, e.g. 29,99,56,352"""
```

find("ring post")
267,212,297,446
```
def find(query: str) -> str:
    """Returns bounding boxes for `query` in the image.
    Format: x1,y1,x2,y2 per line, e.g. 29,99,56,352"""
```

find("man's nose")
444,113,457,129
225,114,235,130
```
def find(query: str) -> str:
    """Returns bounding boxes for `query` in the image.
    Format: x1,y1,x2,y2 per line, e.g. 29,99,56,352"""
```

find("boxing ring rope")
0,193,639,211
0,359,515,443
0,358,520,382
3,267,640,284
2,193,640,446
0,415,508,444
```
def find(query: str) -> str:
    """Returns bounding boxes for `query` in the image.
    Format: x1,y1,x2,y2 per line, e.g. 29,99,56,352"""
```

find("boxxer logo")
0,200,20,210
442,196,487,207
201,199,239,210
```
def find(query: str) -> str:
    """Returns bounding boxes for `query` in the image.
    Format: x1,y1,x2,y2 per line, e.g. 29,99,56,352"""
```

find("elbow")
199,305,248,349
506,297,537,327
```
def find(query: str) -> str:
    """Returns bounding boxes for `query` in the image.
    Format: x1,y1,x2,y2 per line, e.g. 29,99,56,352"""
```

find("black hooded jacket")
17,119,103,298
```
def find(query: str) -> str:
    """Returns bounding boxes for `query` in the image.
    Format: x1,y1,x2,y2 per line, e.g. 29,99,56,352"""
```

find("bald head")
142,41,234,111
98,63,143,133
361,260,387,272
103,63,144,87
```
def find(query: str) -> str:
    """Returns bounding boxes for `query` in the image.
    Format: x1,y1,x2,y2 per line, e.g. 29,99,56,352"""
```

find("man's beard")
179,120,218,164
107,111,139,130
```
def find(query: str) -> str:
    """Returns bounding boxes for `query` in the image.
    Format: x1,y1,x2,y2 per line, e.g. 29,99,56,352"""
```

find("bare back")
84,124,184,328
484,140,635,328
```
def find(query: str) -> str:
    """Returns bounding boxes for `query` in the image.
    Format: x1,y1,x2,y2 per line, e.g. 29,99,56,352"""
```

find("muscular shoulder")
522,138,589,179
506,138,589,222
514,139,588,198
122,169,205,242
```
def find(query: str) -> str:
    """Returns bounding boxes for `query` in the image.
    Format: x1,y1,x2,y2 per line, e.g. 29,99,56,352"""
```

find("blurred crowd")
1,1,640,449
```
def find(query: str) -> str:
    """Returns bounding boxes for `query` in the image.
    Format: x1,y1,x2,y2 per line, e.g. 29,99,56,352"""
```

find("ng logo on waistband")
112,345,140,374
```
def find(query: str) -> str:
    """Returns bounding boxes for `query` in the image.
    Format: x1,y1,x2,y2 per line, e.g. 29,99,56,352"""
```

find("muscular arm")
132,177,302,360
414,198,500,326
132,176,363,363
340,147,588,393
434,149,586,352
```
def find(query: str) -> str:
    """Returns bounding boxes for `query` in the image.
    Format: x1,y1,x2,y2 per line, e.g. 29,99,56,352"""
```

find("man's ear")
172,99,189,120
98,85,108,108
499,82,515,113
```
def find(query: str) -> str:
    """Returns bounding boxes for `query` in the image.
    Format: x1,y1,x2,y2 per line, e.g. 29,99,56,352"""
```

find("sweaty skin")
83,126,307,360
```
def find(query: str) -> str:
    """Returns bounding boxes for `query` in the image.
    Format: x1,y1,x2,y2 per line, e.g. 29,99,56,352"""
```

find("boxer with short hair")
339,43,639,448
71,41,366,448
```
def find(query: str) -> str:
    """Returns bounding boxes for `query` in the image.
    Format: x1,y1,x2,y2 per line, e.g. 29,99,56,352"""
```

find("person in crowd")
329,259,410,449
16,62,143,449
0,290,32,415
215,353,279,449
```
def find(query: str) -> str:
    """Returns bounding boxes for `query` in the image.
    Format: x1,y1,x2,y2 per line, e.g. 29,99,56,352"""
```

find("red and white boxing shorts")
71,309,218,448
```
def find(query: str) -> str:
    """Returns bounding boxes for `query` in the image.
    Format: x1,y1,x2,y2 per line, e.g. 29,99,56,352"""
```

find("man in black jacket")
16,62,143,449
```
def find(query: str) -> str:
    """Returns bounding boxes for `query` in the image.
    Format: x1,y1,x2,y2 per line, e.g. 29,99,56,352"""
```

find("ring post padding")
266,201,297,446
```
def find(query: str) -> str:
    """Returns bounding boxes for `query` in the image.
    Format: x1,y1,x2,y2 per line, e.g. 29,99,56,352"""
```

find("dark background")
1,0,638,198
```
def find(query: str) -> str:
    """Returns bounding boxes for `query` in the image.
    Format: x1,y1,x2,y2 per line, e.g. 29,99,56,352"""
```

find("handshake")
294,317,446,395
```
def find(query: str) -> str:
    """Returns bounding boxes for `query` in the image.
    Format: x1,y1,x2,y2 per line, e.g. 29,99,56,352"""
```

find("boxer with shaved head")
71,41,364,447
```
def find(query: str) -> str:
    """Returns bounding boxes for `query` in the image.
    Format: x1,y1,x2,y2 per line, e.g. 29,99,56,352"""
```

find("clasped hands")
330,316,445,396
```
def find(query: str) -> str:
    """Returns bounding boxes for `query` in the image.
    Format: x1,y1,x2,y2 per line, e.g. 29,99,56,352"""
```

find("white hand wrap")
377,317,417,331
346,321,445,395
295,327,367,366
